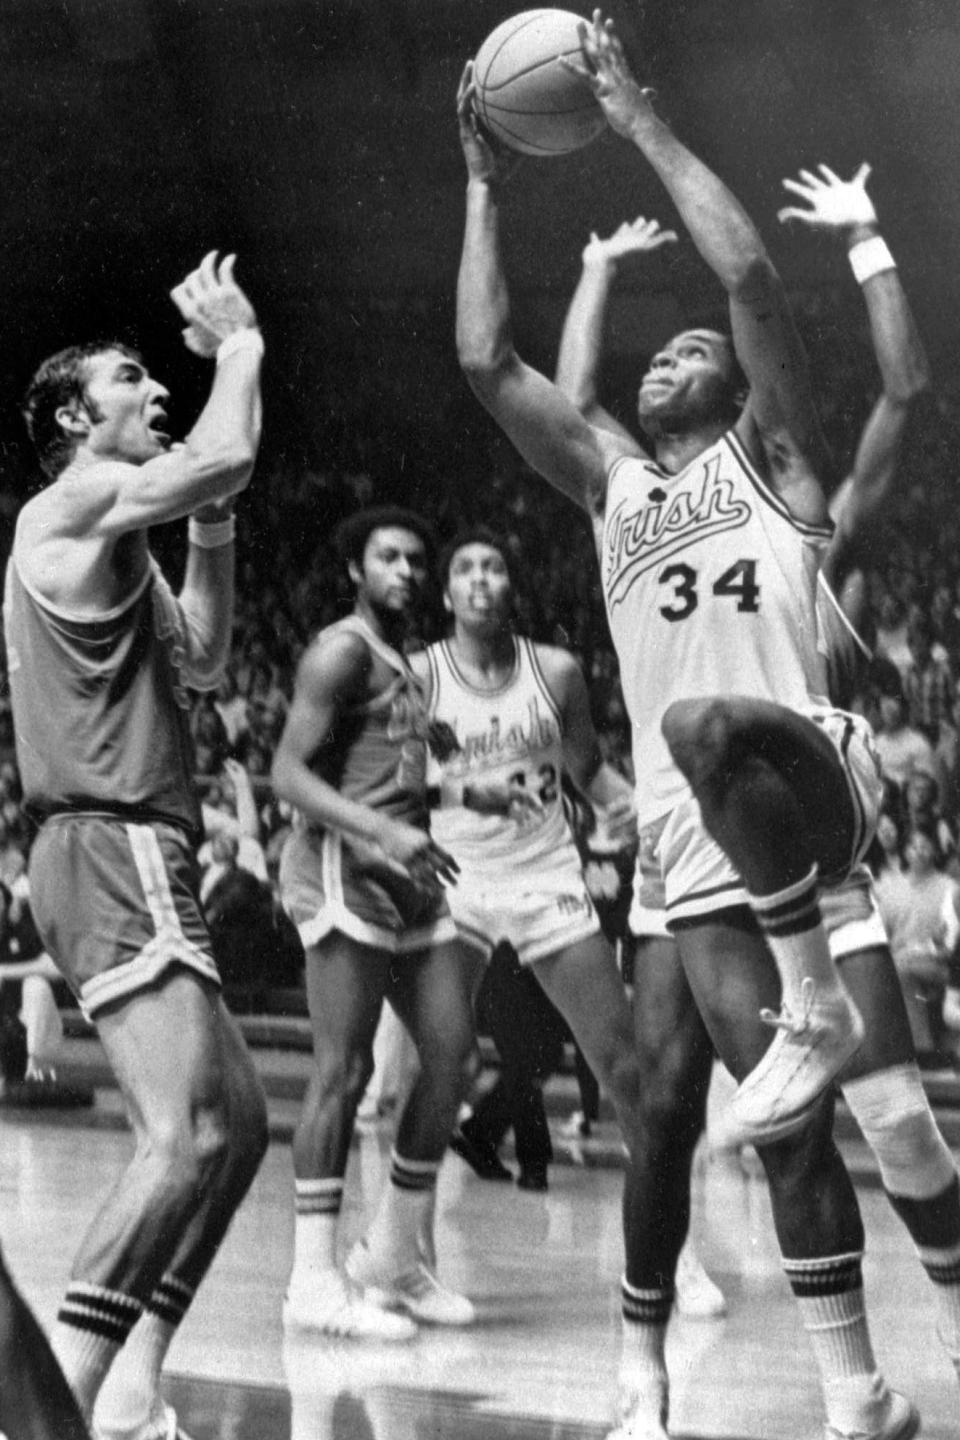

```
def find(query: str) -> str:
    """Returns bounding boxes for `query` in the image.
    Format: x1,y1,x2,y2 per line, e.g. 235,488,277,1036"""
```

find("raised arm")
570,13,830,514
108,253,263,534
779,163,930,603
555,218,676,442
455,64,635,520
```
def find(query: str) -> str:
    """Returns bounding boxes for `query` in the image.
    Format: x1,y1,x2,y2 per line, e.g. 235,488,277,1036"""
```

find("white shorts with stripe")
279,826,458,956
28,813,220,1020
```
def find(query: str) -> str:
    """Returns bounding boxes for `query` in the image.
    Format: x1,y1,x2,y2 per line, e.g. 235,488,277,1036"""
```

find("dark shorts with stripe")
29,814,220,1019
279,827,457,956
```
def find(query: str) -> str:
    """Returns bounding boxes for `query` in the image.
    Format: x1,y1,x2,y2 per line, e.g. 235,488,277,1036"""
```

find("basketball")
472,9,606,157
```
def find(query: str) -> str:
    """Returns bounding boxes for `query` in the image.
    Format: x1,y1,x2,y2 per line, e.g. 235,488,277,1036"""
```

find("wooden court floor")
0,1113,956,1440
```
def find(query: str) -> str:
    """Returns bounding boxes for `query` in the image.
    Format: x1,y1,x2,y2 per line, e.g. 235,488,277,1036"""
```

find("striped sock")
52,1283,143,1420
749,866,842,1009
94,1274,194,1433
290,1178,343,1286
782,1251,888,1431
916,1236,960,1357
618,1276,670,1416
363,1151,439,1274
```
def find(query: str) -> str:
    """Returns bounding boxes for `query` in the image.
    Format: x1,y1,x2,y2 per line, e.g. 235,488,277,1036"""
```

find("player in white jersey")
410,529,646,1163
782,162,960,1398
456,15,914,1439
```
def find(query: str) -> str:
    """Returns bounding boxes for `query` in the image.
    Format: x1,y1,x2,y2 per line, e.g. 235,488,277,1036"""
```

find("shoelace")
758,976,817,1036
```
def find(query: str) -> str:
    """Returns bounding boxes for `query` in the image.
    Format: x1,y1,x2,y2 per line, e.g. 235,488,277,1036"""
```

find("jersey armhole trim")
817,571,873,662
9,544,153,625
725,429,833,540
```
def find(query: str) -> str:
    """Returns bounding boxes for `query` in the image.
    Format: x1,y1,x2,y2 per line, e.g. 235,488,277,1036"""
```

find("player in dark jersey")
456,15,913,1440
5,252,268,1440
273,506,476,1341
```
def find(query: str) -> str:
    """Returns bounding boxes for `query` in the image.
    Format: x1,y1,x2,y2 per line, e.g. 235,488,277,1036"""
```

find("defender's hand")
778,163,877,232
171,252,259,358
582,216,678,267
374,818,461,889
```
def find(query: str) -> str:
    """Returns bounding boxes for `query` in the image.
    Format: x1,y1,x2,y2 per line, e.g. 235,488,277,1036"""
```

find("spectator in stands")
214,670,251,752
904,612,954,741
874,689,937,789
934,684,960,824
874,591,912,680
877,820,960,1067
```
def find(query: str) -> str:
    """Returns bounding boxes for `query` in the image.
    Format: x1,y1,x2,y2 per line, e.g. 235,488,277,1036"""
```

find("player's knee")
843,1063,956,1201
661,698,739,791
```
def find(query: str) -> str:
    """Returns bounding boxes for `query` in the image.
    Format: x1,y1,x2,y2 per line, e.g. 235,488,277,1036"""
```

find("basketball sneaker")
824,1390,919,1440
722,978,864,1146
282,1268,416,1341
346,1240,475,1326
606,1375,669,1440
674,1241,726,1319
94,1402,194,1440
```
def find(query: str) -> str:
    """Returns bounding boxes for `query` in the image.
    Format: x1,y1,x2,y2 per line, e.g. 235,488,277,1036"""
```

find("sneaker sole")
281,1299,416,1342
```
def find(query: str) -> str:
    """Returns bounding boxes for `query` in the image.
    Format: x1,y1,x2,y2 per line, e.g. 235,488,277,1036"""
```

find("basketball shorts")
821,864,888,960
446,858,600,966
29,814,220,1020
279,827,458,956
628,823,670,940
806,707,883,884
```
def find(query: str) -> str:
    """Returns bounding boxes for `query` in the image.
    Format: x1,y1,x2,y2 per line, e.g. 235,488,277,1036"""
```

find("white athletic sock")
95,1275,194,1433
53,1283,143,1421
290,1179,342,1288
749,867,844,1009
916,1236,960,1357
363,1151,439,1274
782,1252,888,1431
618,1275,670,1402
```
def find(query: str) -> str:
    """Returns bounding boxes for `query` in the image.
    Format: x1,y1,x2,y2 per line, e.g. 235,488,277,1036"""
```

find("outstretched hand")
562,10,656,140
582,216,678,267
778,163,877,232
457,61,520,186
171,251,258,358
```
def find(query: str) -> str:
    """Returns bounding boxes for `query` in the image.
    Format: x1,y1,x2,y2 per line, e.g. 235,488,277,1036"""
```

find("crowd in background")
1,298,960,1076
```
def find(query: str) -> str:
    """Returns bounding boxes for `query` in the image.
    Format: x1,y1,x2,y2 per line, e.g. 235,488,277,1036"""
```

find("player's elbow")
728,253,780,305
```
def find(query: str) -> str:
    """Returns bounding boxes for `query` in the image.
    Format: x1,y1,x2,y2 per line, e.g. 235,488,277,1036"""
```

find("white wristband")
848,236,896,285
216,328,264,364
189,514,236,549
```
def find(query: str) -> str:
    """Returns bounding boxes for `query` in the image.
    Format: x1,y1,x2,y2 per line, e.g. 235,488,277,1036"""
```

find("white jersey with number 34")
601,429,831,825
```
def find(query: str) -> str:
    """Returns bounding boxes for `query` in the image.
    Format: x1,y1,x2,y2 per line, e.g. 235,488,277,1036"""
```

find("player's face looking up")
444,542,512,629
75,348,172,464
636,329,743,435
352,525,428,616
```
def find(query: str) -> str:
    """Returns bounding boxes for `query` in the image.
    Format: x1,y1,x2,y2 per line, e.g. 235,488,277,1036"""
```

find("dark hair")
332,505,436,572
22,340,144,480
437,524,519,590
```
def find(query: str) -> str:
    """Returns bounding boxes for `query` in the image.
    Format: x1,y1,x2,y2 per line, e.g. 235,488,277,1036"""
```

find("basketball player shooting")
455,13,909,1439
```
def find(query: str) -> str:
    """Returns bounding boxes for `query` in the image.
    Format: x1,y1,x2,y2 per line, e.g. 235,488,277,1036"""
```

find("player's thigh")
674,909,782,1082
533,931,633,1071
302,932,392,1063
838,945,916,1080
95,969,236,1140
389,941,476,1063
631,935,713,1097
726,698,860,869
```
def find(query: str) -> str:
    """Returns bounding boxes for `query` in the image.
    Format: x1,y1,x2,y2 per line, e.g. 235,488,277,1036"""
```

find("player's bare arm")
556,217,677,441
272,632,458,886
455,63,632,526
538,644,637,846
569,12,831,520
779,163,930,599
